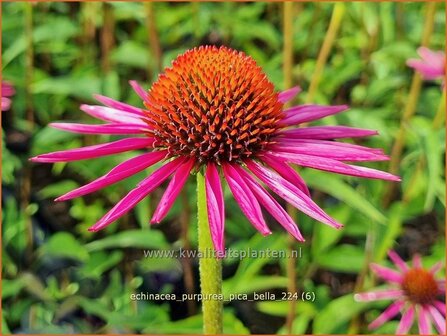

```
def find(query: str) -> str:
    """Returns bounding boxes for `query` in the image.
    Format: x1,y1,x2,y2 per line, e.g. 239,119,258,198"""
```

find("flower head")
407,47,445,80
1,81,15,111
31,46,399,252
355,250,445,335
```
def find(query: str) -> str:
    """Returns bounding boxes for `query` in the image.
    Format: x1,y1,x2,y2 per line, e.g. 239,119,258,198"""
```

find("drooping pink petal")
427,304,446,335
151,158,195,223
269,151,400,181
396,305,415,334
30,137,155,163
204,163,225,253
370,264,403,284
272,141,389,162
368,300,404,330
388,250,409,272
418,306,432,335
261,153,310,197
282,104,349,126
354,289,404,301
245,160,343,229
222,163,271,236
277,138,385,154
434,301,446,315
278,126,378,140
94,94,145,115
89,157,185,231
278,86,301,103
50,122,149,135
236,165,304,241
55,150,168,201
80,104,147,125
129,80,149,101
412,254,423,268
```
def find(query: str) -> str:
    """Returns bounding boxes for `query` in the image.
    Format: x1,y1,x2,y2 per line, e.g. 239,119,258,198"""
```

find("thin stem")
100,3,115,73
306,3,345,103
197,171,223,334
145,1,163,78
383,2,437,207
283,2,297,333
432,89,445,130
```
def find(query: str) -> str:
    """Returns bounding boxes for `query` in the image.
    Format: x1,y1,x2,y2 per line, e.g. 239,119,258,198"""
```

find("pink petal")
278,86,301,103
261,153,310,197
80,104,147,125
418,305,432,335
396,305,415,334
50,122,149,135
272,141,389,162
151,158,195,223
94,94,145,115
129,80,149,101
354,289,404,301
222,163,271,235
2,81,15,96
368,300,404,330
434,301,446,317
1,97,11,111
428,304,446,334
245,160,343,229
55,150,167,201
412,254,422,268
236,166,304,241
205,163,225,253
430,262,443,274
418,47,445,68
278,138,385,154
370,264,403,284
269,151,400,181
89,157,185,231
278,126,378,140
282,104,349,126
407,60,444,79
388,250,409,272
30,137,155,163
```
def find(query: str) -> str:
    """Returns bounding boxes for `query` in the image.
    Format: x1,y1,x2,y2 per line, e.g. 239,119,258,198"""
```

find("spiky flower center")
401,268,439,304
144,46,283,164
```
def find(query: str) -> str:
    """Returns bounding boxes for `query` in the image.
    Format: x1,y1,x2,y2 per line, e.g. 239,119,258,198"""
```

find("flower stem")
306,2,345,103
197,171,223,334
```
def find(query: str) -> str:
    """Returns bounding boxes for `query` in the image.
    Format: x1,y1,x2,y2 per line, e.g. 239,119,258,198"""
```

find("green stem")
197,171,223,334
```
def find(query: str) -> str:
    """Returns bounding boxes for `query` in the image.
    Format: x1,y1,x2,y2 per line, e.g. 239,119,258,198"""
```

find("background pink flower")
407,47,445,80
1,81,15,111
355,250,445,335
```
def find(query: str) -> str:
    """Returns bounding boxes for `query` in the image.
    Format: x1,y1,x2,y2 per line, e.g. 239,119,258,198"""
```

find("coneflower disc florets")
402,268,439,304
144,45,284,164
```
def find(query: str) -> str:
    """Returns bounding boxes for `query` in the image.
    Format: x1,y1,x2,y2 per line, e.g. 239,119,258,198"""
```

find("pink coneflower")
407,47,445,80
355,251,445,335
31,46,399,252
1,81,15,111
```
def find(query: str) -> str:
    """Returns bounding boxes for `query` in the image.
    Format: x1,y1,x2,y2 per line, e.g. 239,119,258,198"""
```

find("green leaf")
313,294,371,334
40,232,89,262
85,229,169,251
316,244,365,273
303,170,386,224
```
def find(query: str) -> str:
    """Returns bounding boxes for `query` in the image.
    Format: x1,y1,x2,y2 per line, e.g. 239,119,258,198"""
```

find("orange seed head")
401,268,439,304
144,46,283,164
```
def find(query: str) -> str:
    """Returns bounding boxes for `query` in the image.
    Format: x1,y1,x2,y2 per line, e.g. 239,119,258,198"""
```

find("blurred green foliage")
2,1,445,334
